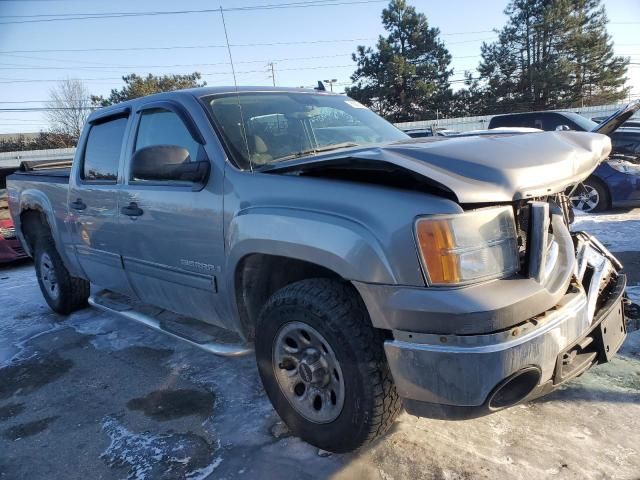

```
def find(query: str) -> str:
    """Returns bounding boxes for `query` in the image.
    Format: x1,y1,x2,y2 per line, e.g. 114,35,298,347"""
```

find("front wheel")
34,235,89,314
255,278,401,453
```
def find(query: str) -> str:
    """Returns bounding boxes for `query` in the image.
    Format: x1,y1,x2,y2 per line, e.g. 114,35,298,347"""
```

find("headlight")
607,160,640,175
415,206,519,285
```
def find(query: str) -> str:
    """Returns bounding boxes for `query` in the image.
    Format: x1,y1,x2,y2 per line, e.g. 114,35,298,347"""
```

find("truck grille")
514,200,538,274
514,193,571,278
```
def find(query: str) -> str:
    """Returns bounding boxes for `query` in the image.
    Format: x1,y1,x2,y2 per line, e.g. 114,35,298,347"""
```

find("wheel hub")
570,183,600,212
272,322,345,424
39,252,60,300
298,349,329,386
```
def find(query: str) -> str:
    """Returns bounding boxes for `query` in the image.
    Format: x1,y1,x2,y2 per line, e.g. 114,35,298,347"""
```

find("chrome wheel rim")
570,183,600,212
272,322,345,424
39,252,60,300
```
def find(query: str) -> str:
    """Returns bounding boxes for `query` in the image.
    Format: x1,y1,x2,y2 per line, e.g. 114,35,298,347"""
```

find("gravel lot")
1,210,639,480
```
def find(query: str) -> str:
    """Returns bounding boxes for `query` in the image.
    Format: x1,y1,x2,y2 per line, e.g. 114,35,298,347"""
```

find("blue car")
570,158,640,212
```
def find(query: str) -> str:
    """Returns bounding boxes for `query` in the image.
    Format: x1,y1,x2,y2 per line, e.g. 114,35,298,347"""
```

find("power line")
0,53,355,70
0,38,372,55
0,63,359,84
0,0,388,25
1,0,382,18
0,34,497,56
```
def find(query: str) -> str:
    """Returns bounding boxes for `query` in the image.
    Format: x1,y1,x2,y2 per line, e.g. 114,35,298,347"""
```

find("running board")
89,290,253,357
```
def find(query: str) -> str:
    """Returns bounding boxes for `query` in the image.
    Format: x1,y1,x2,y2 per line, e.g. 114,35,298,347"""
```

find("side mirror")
131,145,210,187
555,125,571,131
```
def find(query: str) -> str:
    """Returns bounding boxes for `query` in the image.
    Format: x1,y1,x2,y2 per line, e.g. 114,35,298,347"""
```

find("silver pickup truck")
7,87,633,453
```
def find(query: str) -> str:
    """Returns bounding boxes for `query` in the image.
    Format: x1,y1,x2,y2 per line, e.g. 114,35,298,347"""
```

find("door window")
543,115,566,131
82,116,128,182
134,108,200,161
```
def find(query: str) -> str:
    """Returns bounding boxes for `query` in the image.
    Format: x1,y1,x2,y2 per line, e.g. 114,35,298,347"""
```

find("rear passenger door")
118,102,226,326
68,111,135,295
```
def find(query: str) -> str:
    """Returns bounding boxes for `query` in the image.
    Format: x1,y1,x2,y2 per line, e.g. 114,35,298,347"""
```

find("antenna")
220,6,253,172
267,62,276,87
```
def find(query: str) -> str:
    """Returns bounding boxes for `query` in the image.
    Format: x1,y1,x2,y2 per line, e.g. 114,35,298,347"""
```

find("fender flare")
226,206,397,285
17,189,61,256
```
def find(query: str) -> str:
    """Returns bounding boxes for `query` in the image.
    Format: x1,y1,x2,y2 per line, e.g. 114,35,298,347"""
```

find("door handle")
121,202,144,217
70,198,86,211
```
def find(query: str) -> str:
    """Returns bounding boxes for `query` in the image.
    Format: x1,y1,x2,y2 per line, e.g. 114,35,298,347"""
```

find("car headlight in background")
607,160,640,175
415,206,519,285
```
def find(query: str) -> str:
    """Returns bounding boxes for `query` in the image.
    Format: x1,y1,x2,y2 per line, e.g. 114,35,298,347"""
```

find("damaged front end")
381,194,627,419
519,195,627,382
265,125,627,418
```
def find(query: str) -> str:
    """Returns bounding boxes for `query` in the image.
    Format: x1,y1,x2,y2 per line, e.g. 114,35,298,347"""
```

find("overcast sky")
0,0,638,134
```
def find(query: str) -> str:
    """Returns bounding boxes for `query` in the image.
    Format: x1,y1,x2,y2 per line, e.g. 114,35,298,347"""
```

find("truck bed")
9,167,71,182
7,168,71,257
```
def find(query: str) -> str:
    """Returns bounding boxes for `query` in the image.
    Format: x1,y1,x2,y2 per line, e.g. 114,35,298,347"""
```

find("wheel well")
20,209,51,252
234,254,342,340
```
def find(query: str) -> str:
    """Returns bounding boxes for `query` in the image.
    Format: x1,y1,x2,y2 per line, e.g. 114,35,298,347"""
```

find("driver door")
118,102,226,326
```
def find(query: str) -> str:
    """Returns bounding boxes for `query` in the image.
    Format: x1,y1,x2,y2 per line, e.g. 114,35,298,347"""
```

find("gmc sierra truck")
7,88,633,453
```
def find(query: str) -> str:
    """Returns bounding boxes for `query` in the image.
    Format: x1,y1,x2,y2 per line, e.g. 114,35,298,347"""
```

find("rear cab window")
82,116,128,182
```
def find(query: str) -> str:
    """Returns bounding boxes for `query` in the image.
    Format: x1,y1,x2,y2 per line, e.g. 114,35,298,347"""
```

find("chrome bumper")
384,234,626,414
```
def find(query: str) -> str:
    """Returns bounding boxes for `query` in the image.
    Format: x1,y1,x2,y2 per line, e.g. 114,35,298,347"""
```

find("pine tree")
91,73,206,107
346,0,453,122
563,0,628,106
472,0,628,113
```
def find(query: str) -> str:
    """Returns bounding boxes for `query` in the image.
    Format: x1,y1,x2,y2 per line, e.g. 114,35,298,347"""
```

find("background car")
488,108,640,212
402,126,457,138
592,116,640,129
0,171,28,264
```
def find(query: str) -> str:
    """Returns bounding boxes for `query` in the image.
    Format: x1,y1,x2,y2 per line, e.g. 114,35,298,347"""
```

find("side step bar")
89,290,253,357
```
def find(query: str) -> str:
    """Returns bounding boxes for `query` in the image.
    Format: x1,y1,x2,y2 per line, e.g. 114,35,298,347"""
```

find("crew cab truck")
7,87,629,453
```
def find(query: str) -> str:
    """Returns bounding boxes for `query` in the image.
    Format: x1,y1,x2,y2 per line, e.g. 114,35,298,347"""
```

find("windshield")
204,92,408,170
562,112,599,131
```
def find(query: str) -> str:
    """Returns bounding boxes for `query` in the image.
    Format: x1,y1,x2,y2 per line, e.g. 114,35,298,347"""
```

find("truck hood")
262,131,611,203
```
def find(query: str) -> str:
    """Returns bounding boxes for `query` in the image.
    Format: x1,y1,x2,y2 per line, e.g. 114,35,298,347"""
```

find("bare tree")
45,79,92,142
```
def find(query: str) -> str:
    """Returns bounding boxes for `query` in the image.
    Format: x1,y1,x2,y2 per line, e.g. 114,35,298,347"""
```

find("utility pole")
323,79,338,92
267,62,276,86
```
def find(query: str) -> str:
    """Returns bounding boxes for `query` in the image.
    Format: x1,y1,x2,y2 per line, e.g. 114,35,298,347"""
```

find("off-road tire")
34,234,89,314
255,278,401,453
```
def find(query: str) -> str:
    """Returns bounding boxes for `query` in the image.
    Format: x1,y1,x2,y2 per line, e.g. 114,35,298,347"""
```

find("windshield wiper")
275,142,360,162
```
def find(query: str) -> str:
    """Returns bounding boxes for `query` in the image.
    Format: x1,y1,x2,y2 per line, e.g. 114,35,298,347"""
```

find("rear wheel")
570,179,609,213
255,278,401,453
34,235,89,314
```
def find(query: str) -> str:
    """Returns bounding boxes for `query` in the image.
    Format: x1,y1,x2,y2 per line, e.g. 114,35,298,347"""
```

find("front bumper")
378,230,628,418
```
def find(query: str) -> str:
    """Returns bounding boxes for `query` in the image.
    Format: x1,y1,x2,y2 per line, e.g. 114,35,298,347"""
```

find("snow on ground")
572,208,640,253
573,208,640,307
101,415,222,480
